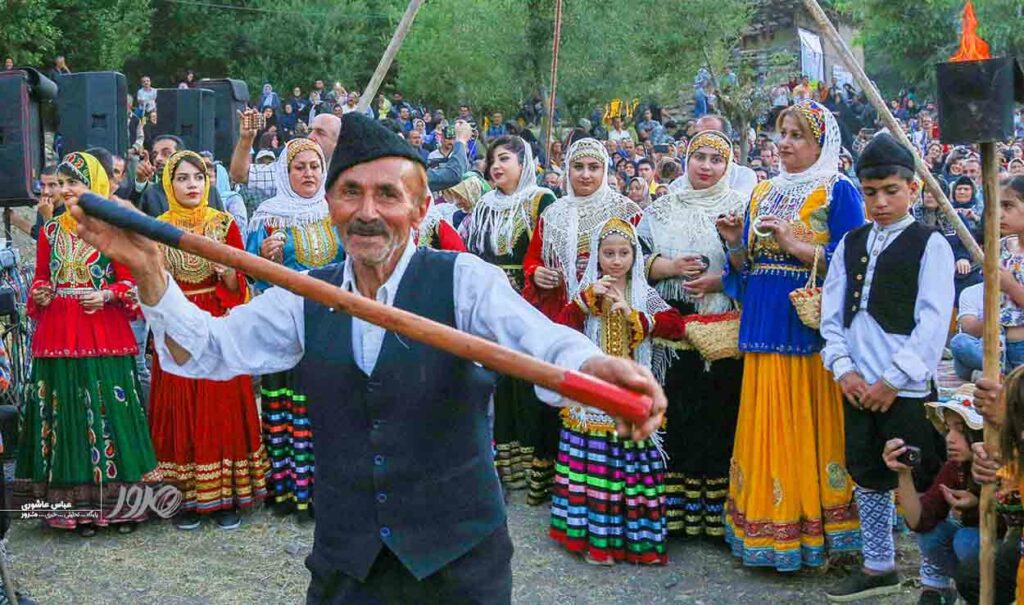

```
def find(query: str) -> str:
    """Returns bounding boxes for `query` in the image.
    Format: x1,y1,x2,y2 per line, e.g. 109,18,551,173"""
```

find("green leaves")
0,0,60,66
851,0,1024,95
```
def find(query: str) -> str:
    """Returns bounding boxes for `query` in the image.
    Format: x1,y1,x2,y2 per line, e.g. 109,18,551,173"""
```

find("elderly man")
71,112,665,604
230,108,342,205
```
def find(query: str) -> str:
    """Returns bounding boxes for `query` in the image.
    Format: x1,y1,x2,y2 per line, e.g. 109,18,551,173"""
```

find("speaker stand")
3,209,11,249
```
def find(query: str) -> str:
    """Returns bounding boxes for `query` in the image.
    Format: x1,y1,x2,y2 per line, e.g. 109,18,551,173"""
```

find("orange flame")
950,0,991,62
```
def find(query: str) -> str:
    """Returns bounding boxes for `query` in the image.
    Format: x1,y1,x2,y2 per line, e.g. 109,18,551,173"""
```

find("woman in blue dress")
246,137,345,520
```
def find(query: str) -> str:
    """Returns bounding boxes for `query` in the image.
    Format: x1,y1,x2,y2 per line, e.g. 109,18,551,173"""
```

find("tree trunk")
738,113,750,167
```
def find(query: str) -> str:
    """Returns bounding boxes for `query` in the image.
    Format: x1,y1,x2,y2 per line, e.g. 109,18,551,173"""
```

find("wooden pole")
979,141,1001,605
800,0,984,265
542,0,564,168
75,194,655,426
355,0,424,114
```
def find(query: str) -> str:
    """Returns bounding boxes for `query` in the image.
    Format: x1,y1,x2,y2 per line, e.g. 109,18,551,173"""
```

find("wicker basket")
789,245,823,330
684,310,742,362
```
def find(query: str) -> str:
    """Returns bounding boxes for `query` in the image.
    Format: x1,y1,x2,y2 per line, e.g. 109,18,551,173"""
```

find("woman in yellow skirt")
716,100,866,571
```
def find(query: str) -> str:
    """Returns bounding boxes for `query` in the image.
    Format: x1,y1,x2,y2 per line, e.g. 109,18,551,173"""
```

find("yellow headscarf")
158,150,220,229
56,151,110,234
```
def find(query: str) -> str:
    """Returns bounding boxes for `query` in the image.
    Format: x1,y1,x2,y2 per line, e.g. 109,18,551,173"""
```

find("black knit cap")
855,133,916,177
325,112,427,190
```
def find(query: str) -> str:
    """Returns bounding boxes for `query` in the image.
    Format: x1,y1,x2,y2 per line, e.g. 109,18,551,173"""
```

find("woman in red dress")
148,151,269,530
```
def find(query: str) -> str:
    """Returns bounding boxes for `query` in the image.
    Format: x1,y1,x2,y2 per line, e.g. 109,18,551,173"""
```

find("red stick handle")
560,371,653,426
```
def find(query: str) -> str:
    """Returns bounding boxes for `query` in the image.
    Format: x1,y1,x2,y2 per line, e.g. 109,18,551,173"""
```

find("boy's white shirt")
820,213,956,398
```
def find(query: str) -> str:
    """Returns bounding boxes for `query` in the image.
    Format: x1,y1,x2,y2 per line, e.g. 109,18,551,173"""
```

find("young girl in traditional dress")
150,151,269,530
551,217,687,566
15,151,159,536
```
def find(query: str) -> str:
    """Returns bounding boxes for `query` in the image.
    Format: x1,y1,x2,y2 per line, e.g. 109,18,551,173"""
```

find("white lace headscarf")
465,137,545,256
247,138,329,234
639,130,746,315
541,138,642,299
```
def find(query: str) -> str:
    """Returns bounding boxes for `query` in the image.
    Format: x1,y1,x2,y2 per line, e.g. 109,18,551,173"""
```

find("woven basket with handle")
684,310,742,362
789,245,823,330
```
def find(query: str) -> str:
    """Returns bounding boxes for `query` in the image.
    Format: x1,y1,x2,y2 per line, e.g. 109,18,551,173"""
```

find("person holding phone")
424,121,472,192
884,395,984,605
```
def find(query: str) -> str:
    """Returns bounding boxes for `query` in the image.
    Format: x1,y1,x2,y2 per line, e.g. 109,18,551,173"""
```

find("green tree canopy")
844,0,1024,96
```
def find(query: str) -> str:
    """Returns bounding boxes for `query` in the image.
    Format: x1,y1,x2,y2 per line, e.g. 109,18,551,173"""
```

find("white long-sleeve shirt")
821,215,955,398
141,240,602,403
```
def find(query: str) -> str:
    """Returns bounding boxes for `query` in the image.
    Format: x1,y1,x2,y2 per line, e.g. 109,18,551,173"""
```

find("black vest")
295,249,502,581
842,221,934,335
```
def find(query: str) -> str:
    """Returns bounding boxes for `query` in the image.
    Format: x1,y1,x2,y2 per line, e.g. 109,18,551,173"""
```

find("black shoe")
825,569,901,602
271,500,296,517
174,511,202,531
918,589,956,605
213,509,241,530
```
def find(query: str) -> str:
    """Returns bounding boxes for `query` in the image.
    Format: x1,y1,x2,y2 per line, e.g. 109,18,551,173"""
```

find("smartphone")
654,144,669,153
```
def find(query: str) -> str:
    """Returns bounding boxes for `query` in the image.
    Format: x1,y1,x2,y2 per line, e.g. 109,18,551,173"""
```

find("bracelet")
881,377,900,393
725,241,746,254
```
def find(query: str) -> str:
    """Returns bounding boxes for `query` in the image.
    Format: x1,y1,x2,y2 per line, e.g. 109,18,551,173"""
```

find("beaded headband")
687,130,732,163
286,138,324,167
794,100,827,147
58,152,91,187
568,137,608,164
599,217,637,246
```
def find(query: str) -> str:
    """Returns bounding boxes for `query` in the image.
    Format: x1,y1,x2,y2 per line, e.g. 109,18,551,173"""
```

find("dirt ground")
7,490,925,605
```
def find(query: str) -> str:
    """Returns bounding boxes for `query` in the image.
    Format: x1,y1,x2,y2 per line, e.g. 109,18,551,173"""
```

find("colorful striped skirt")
725,353,861,571
14,355,162,526
261,371,313,511
550,408,668,565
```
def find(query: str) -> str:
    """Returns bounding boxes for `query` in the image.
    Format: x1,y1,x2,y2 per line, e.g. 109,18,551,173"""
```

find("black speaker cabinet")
56,71,129,156
155,88,215,154
0,69,56,207
200,78,249,163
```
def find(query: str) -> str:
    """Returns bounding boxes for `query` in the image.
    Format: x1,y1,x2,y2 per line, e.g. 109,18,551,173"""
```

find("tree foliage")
51,0,154,72
129,0,398,96
0,0,60,67
844,0,1024,95
1,0,752,118
395,0,750,118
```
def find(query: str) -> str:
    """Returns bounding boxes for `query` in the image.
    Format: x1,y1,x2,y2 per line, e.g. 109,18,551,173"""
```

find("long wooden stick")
76,194,653,426
979,141,1001,605
356,0,424,113
801,0,984,265
543,0,564,168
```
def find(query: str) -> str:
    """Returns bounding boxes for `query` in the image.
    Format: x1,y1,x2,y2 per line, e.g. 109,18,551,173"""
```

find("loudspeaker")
200,78,249,163
154,88,215,153
0,69,56,207
56,71,129,156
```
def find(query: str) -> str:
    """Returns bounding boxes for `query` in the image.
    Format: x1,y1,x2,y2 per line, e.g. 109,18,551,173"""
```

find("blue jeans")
130,318,151,413
951,332,1024,379
916,516,979,590
950,333,982,381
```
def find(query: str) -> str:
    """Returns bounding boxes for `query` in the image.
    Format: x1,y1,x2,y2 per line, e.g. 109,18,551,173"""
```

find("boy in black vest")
820,134,955,603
